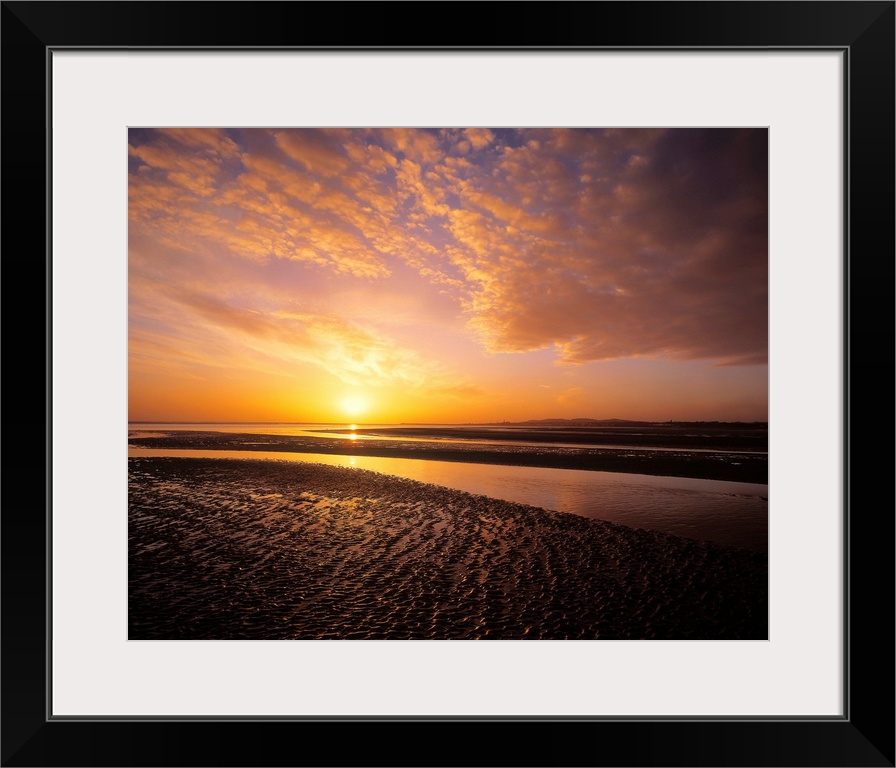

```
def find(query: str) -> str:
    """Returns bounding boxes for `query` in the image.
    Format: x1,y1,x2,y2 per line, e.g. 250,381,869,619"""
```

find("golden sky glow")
128,128,768,423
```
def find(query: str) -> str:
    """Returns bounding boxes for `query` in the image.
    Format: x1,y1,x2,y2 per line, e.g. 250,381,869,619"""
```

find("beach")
129,456,768,640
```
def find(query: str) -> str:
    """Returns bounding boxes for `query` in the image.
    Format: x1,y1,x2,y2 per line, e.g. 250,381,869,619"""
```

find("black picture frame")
4,2,893,766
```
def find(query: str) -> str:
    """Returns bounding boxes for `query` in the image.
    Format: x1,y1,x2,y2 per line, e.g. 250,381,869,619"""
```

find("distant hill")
507,418,767,428
512,418,651,427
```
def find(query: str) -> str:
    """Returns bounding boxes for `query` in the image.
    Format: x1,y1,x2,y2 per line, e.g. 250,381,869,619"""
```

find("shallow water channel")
128,446,768,552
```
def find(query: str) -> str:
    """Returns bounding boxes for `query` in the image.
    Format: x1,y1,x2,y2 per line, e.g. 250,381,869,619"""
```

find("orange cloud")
463,128,495,150
274,129,352,177
378,128,444,165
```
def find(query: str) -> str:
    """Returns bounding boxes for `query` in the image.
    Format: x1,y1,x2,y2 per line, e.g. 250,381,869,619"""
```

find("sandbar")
128,429,767,484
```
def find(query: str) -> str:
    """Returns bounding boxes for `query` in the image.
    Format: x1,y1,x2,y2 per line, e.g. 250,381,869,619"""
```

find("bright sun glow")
340,394,368,418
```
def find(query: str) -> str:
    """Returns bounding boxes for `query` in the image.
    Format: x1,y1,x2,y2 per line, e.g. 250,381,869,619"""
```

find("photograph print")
128,127,768,641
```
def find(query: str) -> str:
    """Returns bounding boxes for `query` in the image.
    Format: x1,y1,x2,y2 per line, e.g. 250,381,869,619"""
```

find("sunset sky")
128,128,767,424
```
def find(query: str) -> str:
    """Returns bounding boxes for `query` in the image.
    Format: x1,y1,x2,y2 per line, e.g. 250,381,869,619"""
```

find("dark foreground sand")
129,457,768,640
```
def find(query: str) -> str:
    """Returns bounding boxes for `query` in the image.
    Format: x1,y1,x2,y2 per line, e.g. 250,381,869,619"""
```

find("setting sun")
340,394,369,419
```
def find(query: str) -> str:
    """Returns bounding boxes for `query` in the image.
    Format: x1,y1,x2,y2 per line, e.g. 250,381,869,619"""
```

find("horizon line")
128,418,769,426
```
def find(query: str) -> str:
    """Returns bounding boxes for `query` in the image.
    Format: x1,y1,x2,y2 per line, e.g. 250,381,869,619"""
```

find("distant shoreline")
130,419,769,428
128,428,768,485
313,425,768,452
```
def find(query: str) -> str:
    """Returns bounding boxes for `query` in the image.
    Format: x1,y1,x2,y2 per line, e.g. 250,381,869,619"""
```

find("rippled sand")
129,457,767,640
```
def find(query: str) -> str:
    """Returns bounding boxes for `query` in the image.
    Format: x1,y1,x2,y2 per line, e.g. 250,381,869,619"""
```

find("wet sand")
128,429,767,484
317,424,768,452
129,457,768,640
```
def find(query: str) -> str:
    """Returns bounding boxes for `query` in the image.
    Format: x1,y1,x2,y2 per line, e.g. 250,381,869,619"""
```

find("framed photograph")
5,1,893,765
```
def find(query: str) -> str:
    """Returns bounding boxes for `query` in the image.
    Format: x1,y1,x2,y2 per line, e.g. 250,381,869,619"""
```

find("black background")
2,2,893,766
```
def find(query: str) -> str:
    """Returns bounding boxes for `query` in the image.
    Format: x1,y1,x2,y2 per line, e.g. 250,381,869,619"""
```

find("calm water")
129,427,768,552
